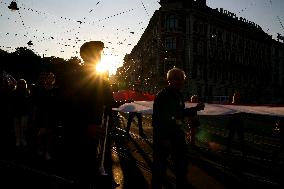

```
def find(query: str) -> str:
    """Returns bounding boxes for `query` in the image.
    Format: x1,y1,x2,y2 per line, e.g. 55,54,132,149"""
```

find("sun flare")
96,51,122,75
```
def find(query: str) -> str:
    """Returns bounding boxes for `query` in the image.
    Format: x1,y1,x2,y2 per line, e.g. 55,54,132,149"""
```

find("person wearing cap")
152,68,205,189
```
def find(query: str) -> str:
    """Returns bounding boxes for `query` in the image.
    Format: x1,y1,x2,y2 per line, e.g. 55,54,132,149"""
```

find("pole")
99,113,109,175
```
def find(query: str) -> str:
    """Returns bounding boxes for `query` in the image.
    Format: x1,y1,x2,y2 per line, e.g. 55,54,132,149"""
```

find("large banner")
113,101,284,117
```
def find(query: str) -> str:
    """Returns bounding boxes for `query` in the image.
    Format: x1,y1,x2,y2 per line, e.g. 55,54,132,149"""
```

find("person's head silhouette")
17,79,27,90
80,41,104,66
167,68,186,90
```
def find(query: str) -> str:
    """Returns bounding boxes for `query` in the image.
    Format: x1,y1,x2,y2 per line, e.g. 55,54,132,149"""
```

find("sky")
0,0,283,75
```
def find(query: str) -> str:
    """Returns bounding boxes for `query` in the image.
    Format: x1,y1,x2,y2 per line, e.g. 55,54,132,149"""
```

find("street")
110,113,283,188
0,112,283,189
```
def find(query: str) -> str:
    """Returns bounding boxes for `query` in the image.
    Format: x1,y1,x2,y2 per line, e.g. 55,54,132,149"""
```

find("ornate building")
120,0,284,103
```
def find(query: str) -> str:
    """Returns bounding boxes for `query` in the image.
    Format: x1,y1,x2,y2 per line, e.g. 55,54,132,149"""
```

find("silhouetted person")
0,73,16,150
152,68,205,189
187,95,201,146
61,41,118,188
278,118,284,152
126,85,147,138
32,72,58,160
103,83,120,135
126,112,145,137
226,91,246,155
273,118,284,160
10,79,31,147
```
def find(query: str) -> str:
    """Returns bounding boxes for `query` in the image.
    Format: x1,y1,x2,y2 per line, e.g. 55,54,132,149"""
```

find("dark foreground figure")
152,68,204,189
0,41,119,189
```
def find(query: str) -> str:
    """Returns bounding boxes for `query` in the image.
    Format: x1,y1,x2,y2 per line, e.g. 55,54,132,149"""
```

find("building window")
226,32,231,42
165,15,178,30
199,23,207,35
217,31,223,42
193,40,198,53
197,41,204,55
164,58,176,72
193,21,198,32
165,37,177,50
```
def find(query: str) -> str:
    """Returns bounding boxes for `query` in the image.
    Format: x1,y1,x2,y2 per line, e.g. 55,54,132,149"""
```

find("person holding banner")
125,85,147,138
152,68,205,189
61,41,118,188
186,95,201,146
226,91,246,155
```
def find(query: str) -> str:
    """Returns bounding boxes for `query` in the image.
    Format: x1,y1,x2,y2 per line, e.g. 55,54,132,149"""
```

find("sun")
96,51,121,75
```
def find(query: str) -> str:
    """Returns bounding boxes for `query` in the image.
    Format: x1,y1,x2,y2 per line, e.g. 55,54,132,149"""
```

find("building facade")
119,0,284,103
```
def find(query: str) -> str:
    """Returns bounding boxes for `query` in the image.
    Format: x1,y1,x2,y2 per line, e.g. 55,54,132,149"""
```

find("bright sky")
0,0,283,75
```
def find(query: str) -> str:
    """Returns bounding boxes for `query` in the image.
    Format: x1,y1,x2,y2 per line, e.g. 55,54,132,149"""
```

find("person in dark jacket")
61,41,118,188
186,95,201,146
152,68,205,189
0,74,16,150
32,72,58,160
125,87,146,138
10,79,31,147
226,91,246,155
272,118,284,160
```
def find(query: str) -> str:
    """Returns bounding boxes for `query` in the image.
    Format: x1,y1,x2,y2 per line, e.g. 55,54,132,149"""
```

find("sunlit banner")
113,101,284,117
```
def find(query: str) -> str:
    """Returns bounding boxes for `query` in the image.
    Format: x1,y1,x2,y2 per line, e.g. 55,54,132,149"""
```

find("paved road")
111,113,283,188
0,113,283,188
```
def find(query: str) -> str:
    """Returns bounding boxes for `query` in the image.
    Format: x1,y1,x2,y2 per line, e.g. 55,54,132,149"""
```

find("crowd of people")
1,40,283,189
0,72,59,160
0,41,119,188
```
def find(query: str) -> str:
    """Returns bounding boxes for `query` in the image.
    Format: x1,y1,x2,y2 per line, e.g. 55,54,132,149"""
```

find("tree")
115,54,134,90
9,47,41,81
67,56,81,66
12,47,39,58
0,49,10,72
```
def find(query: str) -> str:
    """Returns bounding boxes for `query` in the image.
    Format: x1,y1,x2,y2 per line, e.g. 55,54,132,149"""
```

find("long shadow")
120,113,154,149
127,136,153,170
115,114,153,168
115,114,178,188
112,128,150,189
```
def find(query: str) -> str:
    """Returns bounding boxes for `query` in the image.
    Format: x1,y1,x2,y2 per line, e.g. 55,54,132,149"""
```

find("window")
165,15,178,30
197,41,204,55
165,37,177,50
199,23,207,35
164,58,176,72
226,32,231,42
193,40,198,53
193,21,198,32
217,31,223,41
